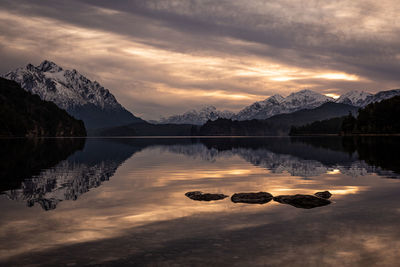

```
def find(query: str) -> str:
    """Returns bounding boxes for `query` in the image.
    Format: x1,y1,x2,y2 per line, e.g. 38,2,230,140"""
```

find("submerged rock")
185,191,228,201
273,194,331,209
231,192,273,204
314,191,332,199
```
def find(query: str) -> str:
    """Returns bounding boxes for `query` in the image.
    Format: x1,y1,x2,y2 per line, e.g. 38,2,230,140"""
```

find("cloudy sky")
1,0,400,119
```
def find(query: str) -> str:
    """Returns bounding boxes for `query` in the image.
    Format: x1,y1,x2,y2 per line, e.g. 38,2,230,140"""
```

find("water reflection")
1,137,400,266
1,139,141,210
1,137,400,211
163,137,400,178
0,138,85,192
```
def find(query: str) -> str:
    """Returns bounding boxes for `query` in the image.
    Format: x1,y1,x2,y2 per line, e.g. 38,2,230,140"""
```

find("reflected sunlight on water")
1,137,400,266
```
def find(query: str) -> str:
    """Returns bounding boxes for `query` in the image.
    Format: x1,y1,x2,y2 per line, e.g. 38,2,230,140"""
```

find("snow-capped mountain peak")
283,89,332,106
335,90,373,107
159,105,234,125
3,60,119,110
234,89,333,121
367,89,400,104
2,60,143,128
38,60,63,73
335,89,400,107
269,94,285,103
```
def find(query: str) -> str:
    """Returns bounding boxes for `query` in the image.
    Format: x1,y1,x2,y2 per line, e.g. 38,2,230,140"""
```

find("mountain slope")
0,77,86,137
335,91,372,106
289,117,347,135
291,95,400,135
235,89,400,121
158,105,234,125
199,102,358,136
3,60,143,129
265,102,358,128
363,89,400,106
235,90,333,120
335,89,400,107
355,95,400,134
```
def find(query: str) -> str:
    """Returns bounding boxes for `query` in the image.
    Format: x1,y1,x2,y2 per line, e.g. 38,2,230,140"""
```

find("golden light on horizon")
0,9,382,121
237,66,361,83
314,73,359,81
324,94,341,99
157,87,260,101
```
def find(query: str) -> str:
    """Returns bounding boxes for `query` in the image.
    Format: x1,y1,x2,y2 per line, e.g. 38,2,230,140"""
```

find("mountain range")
3,137,399,210
160,89,400,125
2,60,143,129
158,105,234,125
198,102,358,136
2,60,400,129
3,137,399,211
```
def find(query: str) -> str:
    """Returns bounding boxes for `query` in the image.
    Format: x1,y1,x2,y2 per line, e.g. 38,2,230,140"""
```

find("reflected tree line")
0,136,399,210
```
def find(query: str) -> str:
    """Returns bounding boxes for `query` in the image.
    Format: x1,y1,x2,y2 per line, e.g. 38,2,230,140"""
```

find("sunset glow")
324,94,341,99
1,1,399,119
314,73,359,81
1,1,400,266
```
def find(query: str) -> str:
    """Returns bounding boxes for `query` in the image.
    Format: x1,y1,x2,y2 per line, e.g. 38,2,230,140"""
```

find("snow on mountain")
336,89,400,107
157,87,400,125
232,88,400,121
335,91,373,107
4,60,400,128
363,89,400,106
235,89,333,120
161,90,337,124
158,105,235,125
2,60,143,129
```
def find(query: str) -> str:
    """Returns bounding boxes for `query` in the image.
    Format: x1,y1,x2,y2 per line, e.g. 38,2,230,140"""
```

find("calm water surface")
0,137,400,266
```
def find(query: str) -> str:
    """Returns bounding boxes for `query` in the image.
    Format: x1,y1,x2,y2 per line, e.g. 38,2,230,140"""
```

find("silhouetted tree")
341,112,356,134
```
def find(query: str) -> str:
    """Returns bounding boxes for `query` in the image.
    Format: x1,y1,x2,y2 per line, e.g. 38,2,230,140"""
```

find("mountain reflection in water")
1,137,400,211
1,137,400,266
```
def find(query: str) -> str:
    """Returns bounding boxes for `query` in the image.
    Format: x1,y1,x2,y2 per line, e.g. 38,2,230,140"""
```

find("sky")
1,0,400,120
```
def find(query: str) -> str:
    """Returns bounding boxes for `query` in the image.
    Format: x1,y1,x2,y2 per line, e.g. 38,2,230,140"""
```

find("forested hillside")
0,78,86,137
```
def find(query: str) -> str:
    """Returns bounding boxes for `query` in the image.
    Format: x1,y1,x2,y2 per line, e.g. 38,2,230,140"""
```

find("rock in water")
231,192,273,204
273,194,331,209
185,191,228,201
314,191,332,199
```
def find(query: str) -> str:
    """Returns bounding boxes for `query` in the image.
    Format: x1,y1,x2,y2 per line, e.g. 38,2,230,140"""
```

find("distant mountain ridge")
159,105,234,125
335,89,400,107
335,91,373,106
234,89,333,120
291,95,400,135
198,102,358,136
2,60,143,129
157,89,400,124
4,60,400,128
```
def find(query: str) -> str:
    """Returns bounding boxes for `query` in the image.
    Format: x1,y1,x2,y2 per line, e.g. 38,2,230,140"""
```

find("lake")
1,137,400,266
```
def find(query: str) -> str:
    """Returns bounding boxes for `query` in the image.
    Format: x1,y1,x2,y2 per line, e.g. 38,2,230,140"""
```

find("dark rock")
185,191,228,201
231,192,273,204
273,194,331,209
314,191,332,199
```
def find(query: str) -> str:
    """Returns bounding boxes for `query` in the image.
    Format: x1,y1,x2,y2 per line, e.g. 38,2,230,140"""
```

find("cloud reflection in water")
1,137,400,265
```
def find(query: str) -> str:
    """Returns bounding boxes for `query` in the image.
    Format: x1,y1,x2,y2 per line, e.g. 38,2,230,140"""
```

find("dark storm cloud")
1,0,400,119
